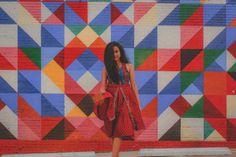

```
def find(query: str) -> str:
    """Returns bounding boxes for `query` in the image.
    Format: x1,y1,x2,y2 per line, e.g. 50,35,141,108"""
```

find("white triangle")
41,3,53,23
227,50,236,71
123,3,134,24
0,106,18,138
41,71,62,93
64,25,76,46
0,70,17,92
100,25,111,43
182,95,203,107
206,130,225,141
157,3,178,25
88,2,108,23
64,95,77,116
204,26,224,48
158,71,179,93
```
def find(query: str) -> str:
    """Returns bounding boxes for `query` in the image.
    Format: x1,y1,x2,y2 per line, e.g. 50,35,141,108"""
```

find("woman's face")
113,46,121,62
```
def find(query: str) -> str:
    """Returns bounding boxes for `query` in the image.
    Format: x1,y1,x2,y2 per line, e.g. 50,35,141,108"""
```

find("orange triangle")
0,53,15,70
182,27,203,49
134,2,156,24
18,49,39,70
142,97,157,117
20,2,41,23
182,6,203,26
229,18,236,27
90,37,106,49
182,51,204,71
90,48,104,62
65,73,86,94
43,13,63,24
112,14,132,25
66,37,87,48
159,51,180,71
137,50,157,71
41,117,63,139
64,47,85,68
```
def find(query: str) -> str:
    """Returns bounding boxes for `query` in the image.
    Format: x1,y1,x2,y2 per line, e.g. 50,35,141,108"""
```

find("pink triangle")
18,118,41,140
134,2,156,24
89,117,104,128
136,119,157,141
112,14,132,25
158,49,179,70
0,48,18,69
181,26,202,48
43,13,63,24
20,2,41,23
77,118,99,139
66,117,87,128
65,73,86,94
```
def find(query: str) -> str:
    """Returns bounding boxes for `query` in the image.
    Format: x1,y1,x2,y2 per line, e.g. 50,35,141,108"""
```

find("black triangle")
181,49,201,70
0,122,16,139
159,120,180,141
43,119,64,140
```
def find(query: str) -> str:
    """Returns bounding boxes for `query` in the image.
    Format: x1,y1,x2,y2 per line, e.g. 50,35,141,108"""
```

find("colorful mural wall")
0,0,236,154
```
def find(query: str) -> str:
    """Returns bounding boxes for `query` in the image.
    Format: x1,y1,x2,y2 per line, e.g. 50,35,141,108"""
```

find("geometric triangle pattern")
0,1,235,153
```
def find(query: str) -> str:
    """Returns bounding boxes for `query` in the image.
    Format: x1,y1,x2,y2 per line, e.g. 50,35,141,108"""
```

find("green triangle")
180,4,200,24
67,25,86,35
180,72,201,92
134,49,155,69
204,49,224,69
182,96,204,118
204,120,215,139
21,48,41,68
228,63,236,72
90,25,108,36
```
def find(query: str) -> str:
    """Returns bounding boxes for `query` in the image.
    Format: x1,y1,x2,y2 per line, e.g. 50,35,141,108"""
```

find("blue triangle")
18,27,39,48
159,74,180,94
139,94,156,109
77,49,98,70
0,8,15,24
160,5,180,25
215,51,226,71
89,60,104,81
43,2,63,13
20,93,41,115
42,26,63,47
42,94,64,116
206,6,226,26
182,83,202,94
112,2,132,13
205,61,225,72
42,25,64,46
41,47,63,68
136,27,157,48
18,72,40,93
118,26,134,48
111,25,133,42
139,73,157,94
226,27,236,48
90,4,110,25
158,94,179,116
0,77,16,93
158,0,180,3
226,5,236,25
65,4,87,25
124,48,134,65
206,29,226,49
204,4,223,25
66,60,86,81
18,71,41,93
193,73,203,93
136,71,156,90
0,94,17,114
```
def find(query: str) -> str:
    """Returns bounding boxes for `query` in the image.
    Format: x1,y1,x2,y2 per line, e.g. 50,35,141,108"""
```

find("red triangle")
182,50,204,71
90,37,106,49
182,27,203,49
43,13,63,24
18,49,39,70
89,48,104,62
18,96,40,118
204,96,226,118
0,53,16,70
64,48,85,68
134,2,156,24
90,128,110,141
206,118,227,139
137,50,157,71
64,118,76,139
54,3,64,23
229,18,236,27
67,2,88,23
18,118,40,140
89,82,101,95
136,119,157,141
159,50,181,71
112,14,132,25
142,97,157,117
204,95,226,118
0,99,6,110
228,41,236,59
66,94,86,107
170,96,191,117
111,3,122,23
54,49,64,69
182,6,203,26
41,117,63,139
65,129,87,140
66,37,87,48
65,73,86,94
227,73,236,94
227,119,236,141
20,2,41,23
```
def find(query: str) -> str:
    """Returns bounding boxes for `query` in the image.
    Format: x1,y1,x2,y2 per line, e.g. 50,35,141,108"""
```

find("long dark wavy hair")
104,41,129,84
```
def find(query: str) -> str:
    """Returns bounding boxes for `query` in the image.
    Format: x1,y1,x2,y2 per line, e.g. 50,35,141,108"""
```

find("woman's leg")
112,137,121,157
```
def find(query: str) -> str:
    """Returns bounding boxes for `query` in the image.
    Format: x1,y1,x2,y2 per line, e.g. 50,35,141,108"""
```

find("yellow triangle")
67,106,87,117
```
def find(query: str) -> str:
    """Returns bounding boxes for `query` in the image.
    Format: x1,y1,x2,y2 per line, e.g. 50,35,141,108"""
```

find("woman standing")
95,41,145,157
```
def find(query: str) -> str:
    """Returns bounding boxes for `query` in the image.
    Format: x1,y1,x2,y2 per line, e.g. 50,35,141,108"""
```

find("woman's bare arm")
100,67,107,93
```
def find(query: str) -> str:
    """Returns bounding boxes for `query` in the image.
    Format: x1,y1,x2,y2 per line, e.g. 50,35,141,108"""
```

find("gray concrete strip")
138,147,232,156
96,151,139,157
2,152,96,157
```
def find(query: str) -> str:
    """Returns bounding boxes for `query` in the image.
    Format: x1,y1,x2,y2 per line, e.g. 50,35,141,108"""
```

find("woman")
96,41,145,157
